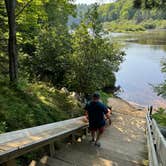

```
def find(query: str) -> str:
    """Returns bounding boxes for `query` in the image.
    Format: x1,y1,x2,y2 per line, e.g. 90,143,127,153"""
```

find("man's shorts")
89,126,105,134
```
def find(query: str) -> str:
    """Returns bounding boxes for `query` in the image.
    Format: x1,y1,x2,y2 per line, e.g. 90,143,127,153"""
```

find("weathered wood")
152,120,166,166
2,159,16,166
71,134,76,144
49,143,55,157
159,127,166,138
146,115,159,166
0,117,88,164
29,160,45,166
85,127,88,136
40,156,72,166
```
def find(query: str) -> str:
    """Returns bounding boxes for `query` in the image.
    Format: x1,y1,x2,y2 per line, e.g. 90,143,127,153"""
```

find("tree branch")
4,0,9,14
16,0,33,18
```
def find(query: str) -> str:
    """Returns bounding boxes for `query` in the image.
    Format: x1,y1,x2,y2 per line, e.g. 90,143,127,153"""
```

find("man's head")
92,93,100,101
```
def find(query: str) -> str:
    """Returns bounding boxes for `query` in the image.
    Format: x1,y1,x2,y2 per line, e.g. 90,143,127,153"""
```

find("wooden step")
39,156,72,166
29,160,45,166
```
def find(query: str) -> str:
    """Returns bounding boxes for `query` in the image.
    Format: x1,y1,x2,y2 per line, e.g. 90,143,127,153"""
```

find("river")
112,30,166,108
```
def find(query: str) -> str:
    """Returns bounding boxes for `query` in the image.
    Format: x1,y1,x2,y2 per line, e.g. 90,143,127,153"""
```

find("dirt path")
53,98,148,166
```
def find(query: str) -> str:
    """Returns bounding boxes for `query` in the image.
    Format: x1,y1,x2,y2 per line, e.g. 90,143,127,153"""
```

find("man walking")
84,93,110,147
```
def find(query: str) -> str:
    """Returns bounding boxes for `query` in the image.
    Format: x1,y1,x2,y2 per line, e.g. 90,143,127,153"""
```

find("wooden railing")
0,117,88,166
146,108,166,166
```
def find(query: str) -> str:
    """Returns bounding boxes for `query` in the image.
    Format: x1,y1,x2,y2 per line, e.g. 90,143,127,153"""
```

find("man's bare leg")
95,131,102,143
95,127,104,147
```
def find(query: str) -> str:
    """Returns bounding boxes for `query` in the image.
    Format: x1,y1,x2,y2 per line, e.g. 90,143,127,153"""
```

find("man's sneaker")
95,142,101,147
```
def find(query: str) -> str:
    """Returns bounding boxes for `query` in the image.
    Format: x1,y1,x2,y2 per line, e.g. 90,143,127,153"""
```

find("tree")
4,0,18,83
0,1,8,75
4,0,34,83
22,0,75,86
65,4,124,95
155,61,166,98
134,0,166,9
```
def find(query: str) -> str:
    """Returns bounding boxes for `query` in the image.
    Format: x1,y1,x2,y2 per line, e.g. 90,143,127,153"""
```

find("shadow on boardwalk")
54,98,148,166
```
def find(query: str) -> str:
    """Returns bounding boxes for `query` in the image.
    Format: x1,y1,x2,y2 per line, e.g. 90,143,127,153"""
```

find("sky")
75,0,115,5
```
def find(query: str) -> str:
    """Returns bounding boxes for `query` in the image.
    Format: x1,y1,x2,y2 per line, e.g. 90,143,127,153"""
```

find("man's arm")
105,110,111,125
83,103,89,123
82,110,89,123
103,106,112,125
85,110,89,120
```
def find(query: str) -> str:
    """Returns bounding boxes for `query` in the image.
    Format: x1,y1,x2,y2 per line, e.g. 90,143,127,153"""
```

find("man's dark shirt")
85,101,108,128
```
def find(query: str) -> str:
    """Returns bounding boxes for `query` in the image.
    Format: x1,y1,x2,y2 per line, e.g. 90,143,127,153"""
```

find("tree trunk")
5,0,18,83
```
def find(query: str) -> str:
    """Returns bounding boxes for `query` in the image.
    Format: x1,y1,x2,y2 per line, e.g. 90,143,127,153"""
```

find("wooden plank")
49,143,55,157
0,145,15,151
152,119,166,166
146,115,159,166
0,117,88,164
2,159,16,166
40,156,72,166
29,160,45,166
0,117,86,144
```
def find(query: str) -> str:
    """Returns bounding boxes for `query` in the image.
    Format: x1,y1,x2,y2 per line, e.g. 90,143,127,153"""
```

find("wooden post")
149,105,153,119
49,143,55,157
3,159,16,166
85,127,88,136
71,134,76,144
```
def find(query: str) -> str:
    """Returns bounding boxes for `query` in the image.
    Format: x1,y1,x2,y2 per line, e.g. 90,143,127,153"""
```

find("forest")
71,0,166,32
100,0,166,32
0,1,124,133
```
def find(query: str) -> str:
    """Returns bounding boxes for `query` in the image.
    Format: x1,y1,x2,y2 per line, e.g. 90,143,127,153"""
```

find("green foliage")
104,20,145,32
65,4,124,95
68,4,92,29
134,0,166,9
155,58,166,98
0,78,82,133
17,0,75,87
152,108,166,126
0,1,124,134
140,19,156,29
98,0,166,32
0,1,8,76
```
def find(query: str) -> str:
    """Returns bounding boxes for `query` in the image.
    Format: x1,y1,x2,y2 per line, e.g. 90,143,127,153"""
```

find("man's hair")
93,93,100,100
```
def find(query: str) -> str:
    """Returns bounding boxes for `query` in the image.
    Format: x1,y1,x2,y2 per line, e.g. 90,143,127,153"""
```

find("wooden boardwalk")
0,98,148,166
41,98,148,166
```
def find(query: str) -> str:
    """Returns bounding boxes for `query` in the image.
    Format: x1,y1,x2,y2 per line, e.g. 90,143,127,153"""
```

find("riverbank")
111,30,166,109
108,97,146,117
103,20,166,33
110,96,166,127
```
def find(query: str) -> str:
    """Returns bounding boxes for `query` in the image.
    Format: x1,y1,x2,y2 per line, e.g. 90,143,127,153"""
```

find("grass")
0,77,83,133
152,108,166,127
103,20,145,32
103,19,166,33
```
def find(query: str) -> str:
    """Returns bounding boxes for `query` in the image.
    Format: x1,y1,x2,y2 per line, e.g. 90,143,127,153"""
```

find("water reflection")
113,30,166,108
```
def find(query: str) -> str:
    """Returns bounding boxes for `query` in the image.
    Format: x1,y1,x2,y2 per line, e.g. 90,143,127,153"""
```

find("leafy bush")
104,20,145,32
65,5,124,95
0,79,83,132
141,20,156,29
152,108,166,127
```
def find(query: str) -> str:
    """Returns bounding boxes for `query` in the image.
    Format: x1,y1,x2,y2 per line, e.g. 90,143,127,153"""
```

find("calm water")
112,30,166,108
